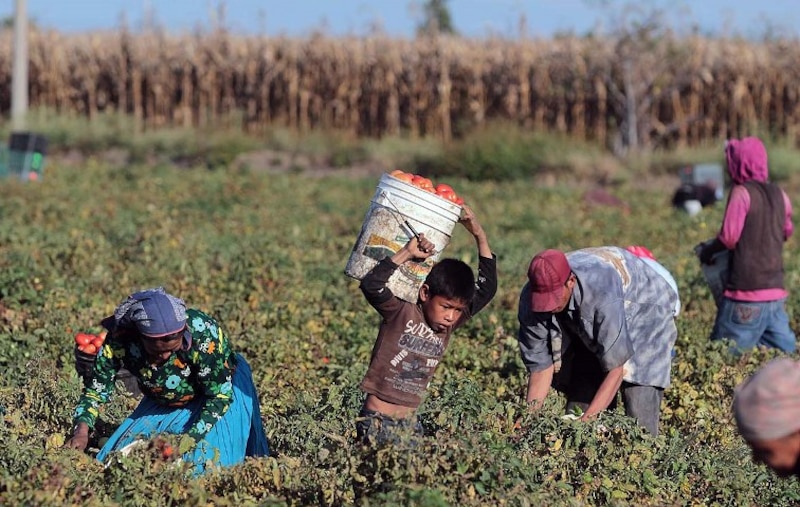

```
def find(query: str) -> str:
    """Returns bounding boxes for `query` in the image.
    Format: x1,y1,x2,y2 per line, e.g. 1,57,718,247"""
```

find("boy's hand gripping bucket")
345,173,462,303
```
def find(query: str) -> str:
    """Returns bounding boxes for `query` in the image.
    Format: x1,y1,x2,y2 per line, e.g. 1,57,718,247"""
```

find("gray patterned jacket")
517,247,679,389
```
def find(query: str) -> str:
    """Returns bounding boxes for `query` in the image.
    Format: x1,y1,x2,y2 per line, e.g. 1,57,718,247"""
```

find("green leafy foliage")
2,155,800,505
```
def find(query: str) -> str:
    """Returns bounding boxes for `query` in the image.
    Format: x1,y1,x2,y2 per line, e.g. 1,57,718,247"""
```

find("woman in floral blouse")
65,287,269,474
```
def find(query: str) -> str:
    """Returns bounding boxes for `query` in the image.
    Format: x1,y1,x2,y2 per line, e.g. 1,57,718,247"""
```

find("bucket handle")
380,191,422,242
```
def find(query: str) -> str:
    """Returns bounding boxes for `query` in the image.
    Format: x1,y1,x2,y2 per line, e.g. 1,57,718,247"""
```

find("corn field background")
1,27,799,154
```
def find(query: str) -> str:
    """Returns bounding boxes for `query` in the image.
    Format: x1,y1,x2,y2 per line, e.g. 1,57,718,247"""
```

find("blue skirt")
96,354,270,474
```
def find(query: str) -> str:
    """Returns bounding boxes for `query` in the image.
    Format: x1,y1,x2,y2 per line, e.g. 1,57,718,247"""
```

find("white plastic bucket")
345,173,462,303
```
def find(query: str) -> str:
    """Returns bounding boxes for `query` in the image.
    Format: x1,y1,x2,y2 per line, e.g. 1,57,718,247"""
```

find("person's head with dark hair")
424,258,475,301
418,258,475,333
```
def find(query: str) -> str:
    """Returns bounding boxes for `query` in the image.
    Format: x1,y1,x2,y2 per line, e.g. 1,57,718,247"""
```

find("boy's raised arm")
459,205,492,258
460,205,497,314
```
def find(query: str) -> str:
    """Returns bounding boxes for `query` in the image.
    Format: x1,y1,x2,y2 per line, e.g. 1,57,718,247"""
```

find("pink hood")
725,137,769,184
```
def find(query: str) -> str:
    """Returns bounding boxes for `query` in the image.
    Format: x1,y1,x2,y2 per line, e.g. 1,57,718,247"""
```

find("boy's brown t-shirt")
359,255,497,408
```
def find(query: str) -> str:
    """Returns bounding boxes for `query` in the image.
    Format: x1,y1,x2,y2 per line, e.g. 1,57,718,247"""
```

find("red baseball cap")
528,249,571,312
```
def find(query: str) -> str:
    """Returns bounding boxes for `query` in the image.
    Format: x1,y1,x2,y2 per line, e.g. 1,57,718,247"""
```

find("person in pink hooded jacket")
697,137,796,353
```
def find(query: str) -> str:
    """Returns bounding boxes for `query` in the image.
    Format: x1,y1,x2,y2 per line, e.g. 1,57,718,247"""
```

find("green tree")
417,0,456,36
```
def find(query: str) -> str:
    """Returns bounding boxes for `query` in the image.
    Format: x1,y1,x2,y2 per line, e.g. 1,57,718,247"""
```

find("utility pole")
11,0,29,132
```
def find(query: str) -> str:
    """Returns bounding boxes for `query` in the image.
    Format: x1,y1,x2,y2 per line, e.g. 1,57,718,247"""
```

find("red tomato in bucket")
391,171,414,183
435,183,454,195
411,175,434,191
433,182,463,205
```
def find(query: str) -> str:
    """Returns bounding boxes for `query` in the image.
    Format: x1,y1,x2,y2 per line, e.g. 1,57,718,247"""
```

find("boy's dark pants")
356,406,423,445
557,339,663,436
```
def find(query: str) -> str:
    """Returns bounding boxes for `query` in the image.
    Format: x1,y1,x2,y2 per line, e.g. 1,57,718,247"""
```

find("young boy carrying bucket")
356,204,497,444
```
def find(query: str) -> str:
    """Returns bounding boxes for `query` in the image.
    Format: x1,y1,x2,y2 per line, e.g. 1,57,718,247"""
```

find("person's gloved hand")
697,238,725,265
698,245,715,265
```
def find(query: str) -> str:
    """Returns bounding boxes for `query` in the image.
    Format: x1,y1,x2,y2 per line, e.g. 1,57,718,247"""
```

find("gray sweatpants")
558,340,664,436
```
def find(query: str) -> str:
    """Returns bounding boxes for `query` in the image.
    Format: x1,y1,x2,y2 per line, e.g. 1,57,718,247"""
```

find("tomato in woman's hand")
74,333,93,346
81,343,98,355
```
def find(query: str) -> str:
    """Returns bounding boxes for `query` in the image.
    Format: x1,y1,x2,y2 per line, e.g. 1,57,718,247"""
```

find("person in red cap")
517,247,680,435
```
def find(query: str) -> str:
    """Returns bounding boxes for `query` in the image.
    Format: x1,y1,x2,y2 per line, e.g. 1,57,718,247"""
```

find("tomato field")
1,156,800,506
